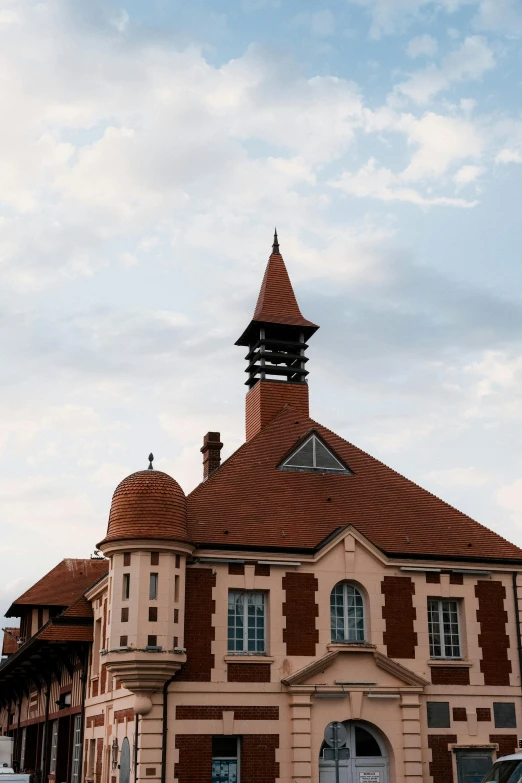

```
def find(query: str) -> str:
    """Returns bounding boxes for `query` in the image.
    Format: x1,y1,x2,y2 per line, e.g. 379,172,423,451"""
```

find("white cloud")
474,0,522,36
453,164,483,185
394,36,495,104
406,34,439,58
347,0,471,38
495,148,522,164
498,479,522,520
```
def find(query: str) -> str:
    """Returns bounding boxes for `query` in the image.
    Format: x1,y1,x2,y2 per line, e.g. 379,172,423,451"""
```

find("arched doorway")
119,737,131,783
319,721,388,783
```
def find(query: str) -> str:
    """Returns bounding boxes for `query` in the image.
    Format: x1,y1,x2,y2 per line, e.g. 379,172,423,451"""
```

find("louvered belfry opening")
244,323,308,388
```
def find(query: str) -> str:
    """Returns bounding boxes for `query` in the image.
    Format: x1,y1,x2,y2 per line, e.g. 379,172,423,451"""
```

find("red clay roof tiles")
187,405,522,562
7,558,108,616
252,252,318,330
99,469,189,546
1,628,20,656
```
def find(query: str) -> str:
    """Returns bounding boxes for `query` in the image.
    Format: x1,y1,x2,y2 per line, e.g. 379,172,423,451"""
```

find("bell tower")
236,231,319,439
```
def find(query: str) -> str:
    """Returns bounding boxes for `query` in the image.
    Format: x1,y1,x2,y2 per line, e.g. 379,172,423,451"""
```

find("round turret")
98,467,189,547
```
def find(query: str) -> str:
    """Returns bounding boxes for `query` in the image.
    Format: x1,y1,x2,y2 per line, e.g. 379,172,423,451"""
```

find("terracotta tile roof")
1,628,20,656
187,406,522,562
38,624,93,642
236,252,318,345
60,594,94,619
98,469,189,547
6,558,108,617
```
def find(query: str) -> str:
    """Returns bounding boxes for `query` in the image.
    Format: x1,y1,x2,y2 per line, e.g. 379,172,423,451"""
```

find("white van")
481,754,522,782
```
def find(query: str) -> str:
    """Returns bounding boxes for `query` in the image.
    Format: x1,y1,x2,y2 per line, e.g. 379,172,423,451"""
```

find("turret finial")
148,453,154,470
272,228,279,254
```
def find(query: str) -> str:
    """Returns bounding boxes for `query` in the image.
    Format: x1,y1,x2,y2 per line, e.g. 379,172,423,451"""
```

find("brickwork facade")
381,575,417,658
282,572,318,656
476,580,512,685
177,568,216,682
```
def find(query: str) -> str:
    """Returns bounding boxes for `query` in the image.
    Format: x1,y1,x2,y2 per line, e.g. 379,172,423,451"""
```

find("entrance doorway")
119,738,131,783
319,721,388,783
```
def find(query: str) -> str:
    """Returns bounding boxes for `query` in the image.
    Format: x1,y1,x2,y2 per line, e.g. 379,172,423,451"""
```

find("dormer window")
280,433,352,474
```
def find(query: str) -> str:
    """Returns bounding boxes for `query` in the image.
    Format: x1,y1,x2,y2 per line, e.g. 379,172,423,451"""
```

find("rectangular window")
120,635,128,647
122,573,130,601
149,607,158,622
149,573,158,600
147,635,157,647
428,598,461,658
71,714,82,783
212,737,239,783
493,702,517,728
123,552,131,567
88,739,96,778
427,702,451,729
49,720,59,775
20,727,26,770
228,591,265,653
175,555,181,569
174,575,179,602
151,552,159,565
121,607,129,622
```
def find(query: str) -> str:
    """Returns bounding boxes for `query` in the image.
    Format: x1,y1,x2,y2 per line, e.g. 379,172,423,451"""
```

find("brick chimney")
201,432,223,480
245,381,309,441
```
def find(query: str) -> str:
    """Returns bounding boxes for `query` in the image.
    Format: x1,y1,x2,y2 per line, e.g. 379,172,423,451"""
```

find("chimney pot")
201,432,223,480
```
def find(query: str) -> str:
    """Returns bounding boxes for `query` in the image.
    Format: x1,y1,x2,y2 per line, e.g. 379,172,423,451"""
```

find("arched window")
330,582,365,642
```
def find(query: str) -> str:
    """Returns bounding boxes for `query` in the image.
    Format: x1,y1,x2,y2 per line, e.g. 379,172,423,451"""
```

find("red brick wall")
428,735,457,783
228,563,244,575
431,667,470,685
176,706,279,720
477,708,491,721
475,580,511,685
175,735,212,783
227,663,271,682
490,734,517,757
241,735,279,783
91,679,98,698
426,572,440,584
95,738,103,781
381,576,417,658
282,572,318,655
100,664,107,695
86,714,104,728
255,564,270,576
114,708,135,724
246,380,309,441
453,708,467,721
177,569,216,682
449,572,463,585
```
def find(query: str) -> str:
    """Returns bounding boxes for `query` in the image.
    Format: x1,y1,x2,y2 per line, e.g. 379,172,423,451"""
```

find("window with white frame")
428,598,461,658
330,582,365,643
71,714,82,783
49,720,59,775
228,591,265,653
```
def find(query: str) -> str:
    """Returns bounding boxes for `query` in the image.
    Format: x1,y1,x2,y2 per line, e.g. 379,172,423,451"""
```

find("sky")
1,0,522,622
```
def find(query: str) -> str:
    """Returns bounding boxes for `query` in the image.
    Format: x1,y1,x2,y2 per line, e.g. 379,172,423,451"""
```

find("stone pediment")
281,644,428,689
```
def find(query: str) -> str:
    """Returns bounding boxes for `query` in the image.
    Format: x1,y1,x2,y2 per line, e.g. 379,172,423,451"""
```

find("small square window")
494,702,517,728
149,607,158,622
120,635,128,647
147,635,157,647
427,702,451,728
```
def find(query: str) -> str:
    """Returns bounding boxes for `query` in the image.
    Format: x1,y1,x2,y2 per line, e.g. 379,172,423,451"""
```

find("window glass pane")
314,439,345,470
330,583,345,642
122,574,130,600
330,583,364,642
493,702,517,728
427,702,451,728
228,591,264,652
355,726,382,757
428,598,461,658
49,721,59,774
284,437,314,468
212,737,238,757
212,760,237,783
149,573,158,600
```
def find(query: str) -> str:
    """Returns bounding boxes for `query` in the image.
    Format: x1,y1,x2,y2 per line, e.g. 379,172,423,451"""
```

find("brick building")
2,232,522,783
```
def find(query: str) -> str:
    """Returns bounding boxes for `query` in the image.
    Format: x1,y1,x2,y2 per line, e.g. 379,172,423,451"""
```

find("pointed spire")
272,228,279,254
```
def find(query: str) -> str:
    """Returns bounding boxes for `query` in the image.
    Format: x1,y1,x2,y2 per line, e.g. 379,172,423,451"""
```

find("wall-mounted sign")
359,773,380,782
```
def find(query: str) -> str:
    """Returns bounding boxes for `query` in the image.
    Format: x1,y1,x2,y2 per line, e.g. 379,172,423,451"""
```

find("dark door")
119,737,131,783
55,716,71,783
456,751,493,783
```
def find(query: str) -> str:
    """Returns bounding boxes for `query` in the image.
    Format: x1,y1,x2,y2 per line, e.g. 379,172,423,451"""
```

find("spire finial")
148,453,154,470
272,228,279,254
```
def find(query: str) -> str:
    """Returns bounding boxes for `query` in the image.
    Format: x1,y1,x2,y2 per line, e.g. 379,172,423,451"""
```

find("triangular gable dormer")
279,432,352,474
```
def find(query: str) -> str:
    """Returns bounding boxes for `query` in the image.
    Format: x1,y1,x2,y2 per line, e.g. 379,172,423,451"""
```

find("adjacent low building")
2,233,522,783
